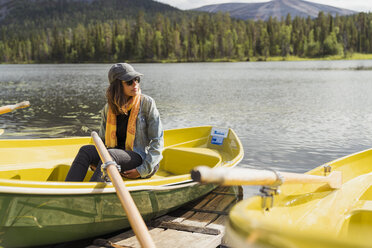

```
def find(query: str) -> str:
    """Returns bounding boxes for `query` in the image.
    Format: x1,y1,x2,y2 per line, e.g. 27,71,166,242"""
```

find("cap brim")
117,72,143,82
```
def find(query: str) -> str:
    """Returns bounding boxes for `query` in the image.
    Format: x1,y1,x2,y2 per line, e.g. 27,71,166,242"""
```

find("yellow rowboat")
223,149,372,248
0,126,243,247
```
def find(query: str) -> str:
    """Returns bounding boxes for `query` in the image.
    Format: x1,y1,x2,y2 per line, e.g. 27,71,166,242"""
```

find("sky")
155,0,372,12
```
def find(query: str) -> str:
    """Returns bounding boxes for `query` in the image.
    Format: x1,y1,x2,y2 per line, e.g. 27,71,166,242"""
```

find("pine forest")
1,8,372,63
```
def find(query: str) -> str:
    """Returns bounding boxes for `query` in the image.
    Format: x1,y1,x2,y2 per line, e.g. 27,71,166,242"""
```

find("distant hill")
0,0,180,25
192,0,357,20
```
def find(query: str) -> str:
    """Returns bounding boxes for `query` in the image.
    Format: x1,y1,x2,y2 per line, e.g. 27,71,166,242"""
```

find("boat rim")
0,156,243,195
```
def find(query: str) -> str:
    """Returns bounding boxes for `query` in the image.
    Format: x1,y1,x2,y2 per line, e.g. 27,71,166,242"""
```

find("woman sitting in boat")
65,63,164,182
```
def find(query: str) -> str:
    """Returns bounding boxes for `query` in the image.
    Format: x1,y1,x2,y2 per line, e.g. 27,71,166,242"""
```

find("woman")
65,63,163,182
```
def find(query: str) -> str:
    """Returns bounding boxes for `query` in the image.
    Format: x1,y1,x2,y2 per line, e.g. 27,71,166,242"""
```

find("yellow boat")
0,126,243,247
225,148,372,248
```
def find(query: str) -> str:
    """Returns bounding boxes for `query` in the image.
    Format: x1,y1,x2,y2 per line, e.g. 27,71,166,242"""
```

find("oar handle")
91,131,156,248
191,166,342,189
0,101,30,115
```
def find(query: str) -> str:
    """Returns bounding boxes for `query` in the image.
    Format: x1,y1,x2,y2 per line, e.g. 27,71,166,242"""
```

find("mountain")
0,0,180,25
192,0,357,20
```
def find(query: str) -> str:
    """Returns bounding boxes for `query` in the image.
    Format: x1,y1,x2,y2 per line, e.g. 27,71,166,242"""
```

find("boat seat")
159,147,222,175
351,200,372,213
344,200,372,237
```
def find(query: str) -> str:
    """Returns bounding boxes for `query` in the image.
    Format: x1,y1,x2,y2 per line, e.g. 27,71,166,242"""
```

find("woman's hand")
121,169,140,179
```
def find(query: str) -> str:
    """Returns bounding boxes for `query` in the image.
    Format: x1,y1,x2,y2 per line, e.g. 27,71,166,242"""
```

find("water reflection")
1,61,372,173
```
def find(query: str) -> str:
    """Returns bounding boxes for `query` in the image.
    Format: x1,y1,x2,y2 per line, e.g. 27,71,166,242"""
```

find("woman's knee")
73,145,100,167
78,145,96,154
78,145,99,159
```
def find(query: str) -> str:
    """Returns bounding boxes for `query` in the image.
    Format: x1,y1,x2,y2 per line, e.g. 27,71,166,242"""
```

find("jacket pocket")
137,113,147,131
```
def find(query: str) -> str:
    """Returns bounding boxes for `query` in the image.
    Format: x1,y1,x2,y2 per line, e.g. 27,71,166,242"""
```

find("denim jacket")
98,94,164,178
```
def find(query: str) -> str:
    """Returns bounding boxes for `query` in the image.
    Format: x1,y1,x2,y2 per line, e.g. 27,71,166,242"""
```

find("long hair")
106,79,128,115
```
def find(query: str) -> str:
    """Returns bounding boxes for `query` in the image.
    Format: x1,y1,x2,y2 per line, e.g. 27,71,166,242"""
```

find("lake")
1,60,372,175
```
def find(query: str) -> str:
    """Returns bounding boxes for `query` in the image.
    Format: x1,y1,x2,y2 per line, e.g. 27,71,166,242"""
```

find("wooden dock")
87,186,243,248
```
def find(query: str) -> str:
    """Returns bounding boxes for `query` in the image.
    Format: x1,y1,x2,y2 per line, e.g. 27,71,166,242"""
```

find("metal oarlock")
101,161,121,182
323,164,332,176
260,186,280,211
259,169,284,211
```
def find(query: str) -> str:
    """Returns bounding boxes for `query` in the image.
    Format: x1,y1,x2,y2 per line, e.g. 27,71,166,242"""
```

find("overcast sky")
155,0,372,12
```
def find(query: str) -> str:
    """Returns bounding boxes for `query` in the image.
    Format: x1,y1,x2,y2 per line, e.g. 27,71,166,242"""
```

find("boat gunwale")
0,180,201,195
310,147,372,173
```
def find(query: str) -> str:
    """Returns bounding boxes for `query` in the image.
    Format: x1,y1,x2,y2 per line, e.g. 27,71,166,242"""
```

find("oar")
91,131,156,248
0,101,30,115
191,166,342,189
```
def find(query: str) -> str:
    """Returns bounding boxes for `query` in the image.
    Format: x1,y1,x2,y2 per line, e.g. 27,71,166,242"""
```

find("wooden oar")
0,101,30,115
191,166,342,189
91,131,156,248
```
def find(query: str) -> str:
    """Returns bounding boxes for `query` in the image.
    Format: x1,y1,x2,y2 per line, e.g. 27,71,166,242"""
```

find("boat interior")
0,126,242,185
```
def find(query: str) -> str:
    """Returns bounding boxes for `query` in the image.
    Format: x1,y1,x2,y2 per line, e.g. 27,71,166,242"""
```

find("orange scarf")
105,93,141,150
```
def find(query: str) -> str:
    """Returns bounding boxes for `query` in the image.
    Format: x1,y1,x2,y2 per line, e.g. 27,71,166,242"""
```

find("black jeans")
65,145,142,182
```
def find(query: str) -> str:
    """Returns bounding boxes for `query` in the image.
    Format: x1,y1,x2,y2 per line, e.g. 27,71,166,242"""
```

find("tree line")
1,11,372,63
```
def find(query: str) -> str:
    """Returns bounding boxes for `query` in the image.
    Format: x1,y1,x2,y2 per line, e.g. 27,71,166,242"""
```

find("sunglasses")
124,77,140,86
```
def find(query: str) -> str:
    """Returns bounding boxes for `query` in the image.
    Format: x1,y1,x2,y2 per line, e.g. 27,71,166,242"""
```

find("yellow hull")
227,148,372,248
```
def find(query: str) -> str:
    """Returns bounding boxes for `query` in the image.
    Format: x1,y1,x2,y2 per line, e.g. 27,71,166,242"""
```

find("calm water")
1,61,372,174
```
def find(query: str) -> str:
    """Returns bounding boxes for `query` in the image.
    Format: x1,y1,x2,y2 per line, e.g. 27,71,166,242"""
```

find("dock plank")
89,186,243,248
179,194,236,228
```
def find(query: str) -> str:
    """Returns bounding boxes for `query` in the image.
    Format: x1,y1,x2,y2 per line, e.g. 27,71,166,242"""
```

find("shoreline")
1,53,372,64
